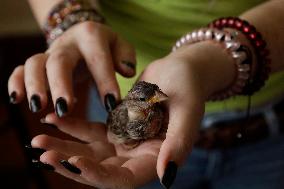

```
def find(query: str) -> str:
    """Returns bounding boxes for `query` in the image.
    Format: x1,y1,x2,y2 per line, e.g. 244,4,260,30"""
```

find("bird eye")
139,97,146,101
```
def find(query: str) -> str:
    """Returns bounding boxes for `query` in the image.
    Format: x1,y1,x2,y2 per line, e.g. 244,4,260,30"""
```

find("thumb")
157,100,204,188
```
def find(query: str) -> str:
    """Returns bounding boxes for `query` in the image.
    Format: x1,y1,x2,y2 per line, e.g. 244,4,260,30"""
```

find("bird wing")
106,102,130,140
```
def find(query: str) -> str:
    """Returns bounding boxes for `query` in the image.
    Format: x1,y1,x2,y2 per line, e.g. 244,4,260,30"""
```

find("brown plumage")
107,81,168,147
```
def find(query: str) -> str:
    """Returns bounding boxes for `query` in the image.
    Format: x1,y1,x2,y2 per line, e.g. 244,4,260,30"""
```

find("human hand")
138,41,236,187
31,41,235,189
138,49,205,188
32,113,162,189
8,21,136,116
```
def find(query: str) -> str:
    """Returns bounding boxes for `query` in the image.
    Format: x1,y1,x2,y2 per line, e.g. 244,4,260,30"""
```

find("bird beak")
148,90,168,104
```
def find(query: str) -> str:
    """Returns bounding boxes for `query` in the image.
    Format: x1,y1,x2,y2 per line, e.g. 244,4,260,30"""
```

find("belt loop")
263,108,280,137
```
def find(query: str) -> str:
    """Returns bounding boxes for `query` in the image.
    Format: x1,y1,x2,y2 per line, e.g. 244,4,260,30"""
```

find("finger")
68,156,135,189
24,53,49,112
33,134,115,164
42,113,108,142
76,22,120,103
157,100,204,188
46,48,80,117
32,134,94,157
112,36,136,78
40,150,90,185
8,65,25,104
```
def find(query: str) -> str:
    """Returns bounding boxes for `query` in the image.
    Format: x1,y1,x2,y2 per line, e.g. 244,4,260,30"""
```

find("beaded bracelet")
45,10,103,45
43,0,104,45
209,17,271,95
172,28,252,101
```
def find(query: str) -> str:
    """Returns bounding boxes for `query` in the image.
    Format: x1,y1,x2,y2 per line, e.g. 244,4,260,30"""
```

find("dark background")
0,1,92,188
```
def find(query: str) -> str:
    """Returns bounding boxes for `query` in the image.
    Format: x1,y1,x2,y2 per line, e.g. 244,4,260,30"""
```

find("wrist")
28,0,63,25
28,0,100,26
42,0,104,45
171,40,237,99
209,17,271,95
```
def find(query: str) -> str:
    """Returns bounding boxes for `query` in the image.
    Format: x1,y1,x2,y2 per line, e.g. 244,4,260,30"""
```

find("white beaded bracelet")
172,28,252,101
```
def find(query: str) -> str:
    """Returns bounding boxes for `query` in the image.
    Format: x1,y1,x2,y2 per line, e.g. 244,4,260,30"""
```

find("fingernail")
30,94,41,113
55,97,68,117
60,160,81,174
32,159,55,171
9,91,17,104
25,144,46,154
40,118,58,129
161,161,178,189
121,60,136,70
104,93,116,112
40,117,46,123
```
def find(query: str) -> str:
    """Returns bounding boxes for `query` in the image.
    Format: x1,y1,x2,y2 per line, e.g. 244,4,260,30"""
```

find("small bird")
107,81,168,148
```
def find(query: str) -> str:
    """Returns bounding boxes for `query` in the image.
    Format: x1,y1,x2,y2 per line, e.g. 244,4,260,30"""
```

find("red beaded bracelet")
208,17,271,95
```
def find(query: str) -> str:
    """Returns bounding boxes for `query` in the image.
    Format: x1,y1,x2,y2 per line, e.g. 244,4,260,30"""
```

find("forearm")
28,0,99,27
28,0,62,26
240,0,284,73
186,0,284,98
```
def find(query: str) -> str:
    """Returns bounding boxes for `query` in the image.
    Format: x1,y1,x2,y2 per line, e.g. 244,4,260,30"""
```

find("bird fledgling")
106,81,168,148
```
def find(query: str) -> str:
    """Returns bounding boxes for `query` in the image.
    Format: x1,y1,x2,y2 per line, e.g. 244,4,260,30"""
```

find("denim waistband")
202,96,284,134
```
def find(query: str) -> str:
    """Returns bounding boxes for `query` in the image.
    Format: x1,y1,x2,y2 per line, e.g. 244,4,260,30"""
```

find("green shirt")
100,0,284,113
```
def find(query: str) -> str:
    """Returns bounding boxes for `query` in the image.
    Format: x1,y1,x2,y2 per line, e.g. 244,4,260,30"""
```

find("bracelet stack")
172,17,271,101
43,0,104,45
173,28,252,100
209,17,270,95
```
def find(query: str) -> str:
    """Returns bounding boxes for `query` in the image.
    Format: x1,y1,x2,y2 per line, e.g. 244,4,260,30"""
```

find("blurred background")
0,1,92,188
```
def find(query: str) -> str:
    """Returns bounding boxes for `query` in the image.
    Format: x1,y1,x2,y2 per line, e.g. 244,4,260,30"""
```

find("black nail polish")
55,97,68,117
121,60,136,70
32,159,55,171
161,161,178,189
104,93,116,112
25,144,46,154
30,94,41,113
9,91,17,104
60,160,81,174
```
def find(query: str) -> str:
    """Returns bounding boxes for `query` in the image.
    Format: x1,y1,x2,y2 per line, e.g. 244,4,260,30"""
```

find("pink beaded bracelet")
172,28,252,101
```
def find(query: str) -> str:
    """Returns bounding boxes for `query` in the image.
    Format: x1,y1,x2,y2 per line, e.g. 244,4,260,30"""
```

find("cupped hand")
138,48,207,186
138,41,235,187
8,21,136,115
32,113,162,189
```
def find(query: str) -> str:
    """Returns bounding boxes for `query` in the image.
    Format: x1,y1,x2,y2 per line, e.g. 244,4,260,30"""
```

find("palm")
33,113,163,189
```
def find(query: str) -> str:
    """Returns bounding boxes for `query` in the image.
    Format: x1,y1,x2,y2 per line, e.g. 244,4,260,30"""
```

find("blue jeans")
88,86,284,189
142,135,284,189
